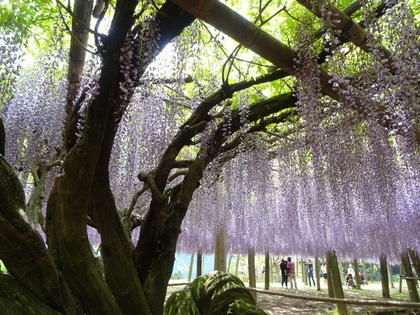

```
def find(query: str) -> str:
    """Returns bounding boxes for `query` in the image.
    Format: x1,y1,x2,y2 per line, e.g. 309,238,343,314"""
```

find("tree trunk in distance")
362,262,367,284
214,229,226,271
197,251,202,277
370,263,374,283
408,249,420,278
327,250,348,315
401,251,420,302
0,118,5,156
265,252,270,290
388,263,394,289
248,249,257,301
315,256,321,291
272,259,280,282
235,255,240,275
302,259,307,285
340,261,346,283
399,263,403,293
353,258,360,289
327,263,334,297
188,253,194,281
227,255,233,273
380,255,390,298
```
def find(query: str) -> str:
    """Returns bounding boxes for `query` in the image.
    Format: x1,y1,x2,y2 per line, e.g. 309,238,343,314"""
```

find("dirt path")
255,282,420,314
166,281,420,314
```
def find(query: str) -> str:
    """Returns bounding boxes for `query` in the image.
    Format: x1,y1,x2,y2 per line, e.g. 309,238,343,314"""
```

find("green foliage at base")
164,287,200,315
164,271,266,315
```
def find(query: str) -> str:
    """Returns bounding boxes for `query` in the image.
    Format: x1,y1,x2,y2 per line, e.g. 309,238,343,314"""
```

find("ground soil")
167,281,420,314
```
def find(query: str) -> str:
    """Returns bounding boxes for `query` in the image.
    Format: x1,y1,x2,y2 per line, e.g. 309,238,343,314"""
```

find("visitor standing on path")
305,259,316,287
280,259,288,288
321,262,328,286
347,264,355,278
287,257,297,289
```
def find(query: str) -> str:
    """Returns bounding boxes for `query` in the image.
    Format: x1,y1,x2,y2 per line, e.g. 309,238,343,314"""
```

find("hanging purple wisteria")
177,0,420,262
1,1,419,264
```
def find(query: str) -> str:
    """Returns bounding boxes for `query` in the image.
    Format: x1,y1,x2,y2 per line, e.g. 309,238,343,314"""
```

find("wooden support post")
380,255,390,298
399,263,403,293
188,253,194,281
214,229,226,271
353,258,360,289
265,252,270,290
197,251,202,277
315,256,321,291
235,255,240,275
370,263,374,283
401,250,420,302
302,258,307,286
327,250,348,314
388,263,394,289
248,248,257,301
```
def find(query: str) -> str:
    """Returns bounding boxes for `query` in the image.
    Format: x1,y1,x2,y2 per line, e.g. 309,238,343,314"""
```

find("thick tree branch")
297,0,396,73
170,0,340,100
0,118,5,156
65,0,93,118
171,0,396,129
0,156,76,313
138,172,167,203
0,274,63,315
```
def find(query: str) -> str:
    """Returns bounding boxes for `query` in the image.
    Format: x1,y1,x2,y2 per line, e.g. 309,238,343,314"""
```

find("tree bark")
0,274,65,315
0,156,77,314
0,118,5,156
65,0,93,117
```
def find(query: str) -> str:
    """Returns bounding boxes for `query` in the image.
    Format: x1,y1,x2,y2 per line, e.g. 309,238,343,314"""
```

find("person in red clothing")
287,257,297,289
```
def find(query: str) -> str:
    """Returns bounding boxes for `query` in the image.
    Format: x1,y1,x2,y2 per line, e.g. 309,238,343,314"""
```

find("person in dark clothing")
305,259,316,287
280,259,288,288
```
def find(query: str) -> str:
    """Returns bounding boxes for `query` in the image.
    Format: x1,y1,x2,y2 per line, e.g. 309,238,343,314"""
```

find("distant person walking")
287,257,297,289
347,264,355,278
321,262,328,285
305,259,316,287
280,259,288,288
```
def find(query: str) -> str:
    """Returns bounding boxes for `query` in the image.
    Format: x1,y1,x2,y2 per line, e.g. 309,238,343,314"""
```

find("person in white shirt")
347,264,355,277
